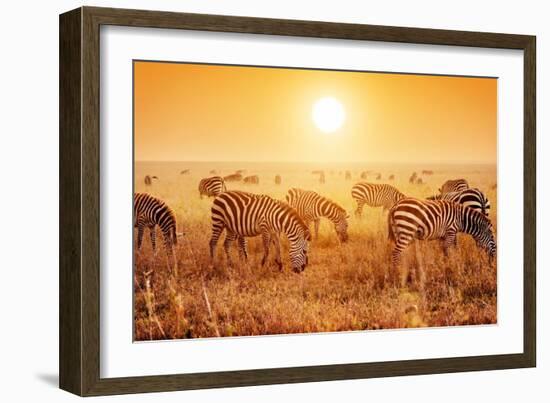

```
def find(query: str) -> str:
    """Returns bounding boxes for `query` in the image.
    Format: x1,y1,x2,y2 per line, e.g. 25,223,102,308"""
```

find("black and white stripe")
428,188,491,216
198,176,226,198
286,188,349,242
439,178,469,194
210,191,311,272
388,198,496,268
134,193,178,271
351,182,406,217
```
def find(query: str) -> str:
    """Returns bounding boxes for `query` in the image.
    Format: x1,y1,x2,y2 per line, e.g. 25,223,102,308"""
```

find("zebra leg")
355,200,364,218
237,236,248,261
271,236,283,271
391,235,412,286
223,231,237,267
162,230,178,276
314,219,320,239
209,220,225,261
260,231,272,266
443,230,457,256
137,224,145,250
149,226,157,254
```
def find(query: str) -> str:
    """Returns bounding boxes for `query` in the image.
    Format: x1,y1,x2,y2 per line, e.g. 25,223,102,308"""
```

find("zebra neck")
457,208,476,236
319,201,340,222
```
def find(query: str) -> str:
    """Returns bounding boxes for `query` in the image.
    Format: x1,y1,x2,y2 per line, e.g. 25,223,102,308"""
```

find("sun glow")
312,97,346,133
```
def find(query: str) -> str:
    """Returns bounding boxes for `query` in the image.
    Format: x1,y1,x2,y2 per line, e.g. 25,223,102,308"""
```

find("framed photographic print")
59,6,536,396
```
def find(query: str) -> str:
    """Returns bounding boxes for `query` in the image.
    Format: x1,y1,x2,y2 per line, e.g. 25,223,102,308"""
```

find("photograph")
132,60,497,341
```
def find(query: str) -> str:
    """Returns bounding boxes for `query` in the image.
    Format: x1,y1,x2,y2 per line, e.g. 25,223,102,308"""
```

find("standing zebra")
286,188,349,242
144,175,158,187
351,182,406,217
427,188,491,216
243,175,260,184
198,176,226,198
134,193,178,273
210,191,311,272
439,178,469,194
223,173,243,182
388,198,496,269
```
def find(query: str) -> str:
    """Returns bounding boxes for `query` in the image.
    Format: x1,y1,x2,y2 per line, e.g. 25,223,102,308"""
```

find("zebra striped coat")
439,178,469,194
134,193,178,272
351,182,406,216
285,188,349,242
210,191,311,272
388,198,496,267
427,188,491,216
198,176,226,198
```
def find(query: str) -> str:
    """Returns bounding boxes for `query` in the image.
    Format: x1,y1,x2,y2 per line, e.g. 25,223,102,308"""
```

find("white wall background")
0,0,546,401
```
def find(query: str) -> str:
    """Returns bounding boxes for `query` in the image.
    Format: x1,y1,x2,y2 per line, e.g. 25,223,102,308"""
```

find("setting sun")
312,97,346,133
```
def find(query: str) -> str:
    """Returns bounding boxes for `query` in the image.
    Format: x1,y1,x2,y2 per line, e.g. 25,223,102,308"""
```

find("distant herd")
135,171,496,282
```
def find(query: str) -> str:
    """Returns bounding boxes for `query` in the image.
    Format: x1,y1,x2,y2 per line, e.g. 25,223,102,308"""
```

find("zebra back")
439,178,469,194
427,187,490,216
351,182,406,210
198,176,226,198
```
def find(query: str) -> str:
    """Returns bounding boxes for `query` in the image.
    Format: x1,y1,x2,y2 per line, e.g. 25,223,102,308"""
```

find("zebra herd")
134,175,496,280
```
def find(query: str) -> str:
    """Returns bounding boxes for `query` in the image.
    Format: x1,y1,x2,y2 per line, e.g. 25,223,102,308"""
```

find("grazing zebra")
210,169,218,175
224,173,243,182
351,182,406,217
243,175,260,184
134,193,178,272
427,188,491,216
376,173,382,180
439,178,469,194
416,177,424,185
388,198,496,268
274,174,282,185
360,171,369,180
198,176,226,198
180,169,190,175
345,171,352,180
210,191,311,272
388,174,395,181
286,188,349,242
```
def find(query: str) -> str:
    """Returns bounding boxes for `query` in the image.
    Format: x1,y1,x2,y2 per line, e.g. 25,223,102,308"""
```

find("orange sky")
134,61,496,164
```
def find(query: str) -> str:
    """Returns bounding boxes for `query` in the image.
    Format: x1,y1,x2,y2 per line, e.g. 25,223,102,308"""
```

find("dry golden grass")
134,162,497,340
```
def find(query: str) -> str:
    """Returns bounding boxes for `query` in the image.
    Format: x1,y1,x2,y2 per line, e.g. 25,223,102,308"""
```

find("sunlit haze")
134,61,496,164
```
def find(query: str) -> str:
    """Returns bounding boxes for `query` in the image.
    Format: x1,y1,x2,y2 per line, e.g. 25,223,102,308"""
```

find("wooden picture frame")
59,6,536,396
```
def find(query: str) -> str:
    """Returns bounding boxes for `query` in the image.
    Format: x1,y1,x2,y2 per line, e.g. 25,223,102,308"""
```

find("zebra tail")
387,211,395,242
172,225,178,245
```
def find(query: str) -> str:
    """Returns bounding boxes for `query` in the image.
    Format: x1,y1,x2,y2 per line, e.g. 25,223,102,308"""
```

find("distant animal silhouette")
243,175,260,184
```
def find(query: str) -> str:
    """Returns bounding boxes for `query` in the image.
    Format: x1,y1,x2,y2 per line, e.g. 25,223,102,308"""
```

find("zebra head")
290,225,311,273
334,211,350,243
468,211,496,260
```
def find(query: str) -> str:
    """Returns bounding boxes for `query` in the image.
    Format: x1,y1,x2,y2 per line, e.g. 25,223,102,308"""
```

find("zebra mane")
290,187,346,215
275,198,310,233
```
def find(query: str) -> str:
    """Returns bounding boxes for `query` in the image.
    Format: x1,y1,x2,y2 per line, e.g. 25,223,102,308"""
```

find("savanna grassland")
133,161,497,341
